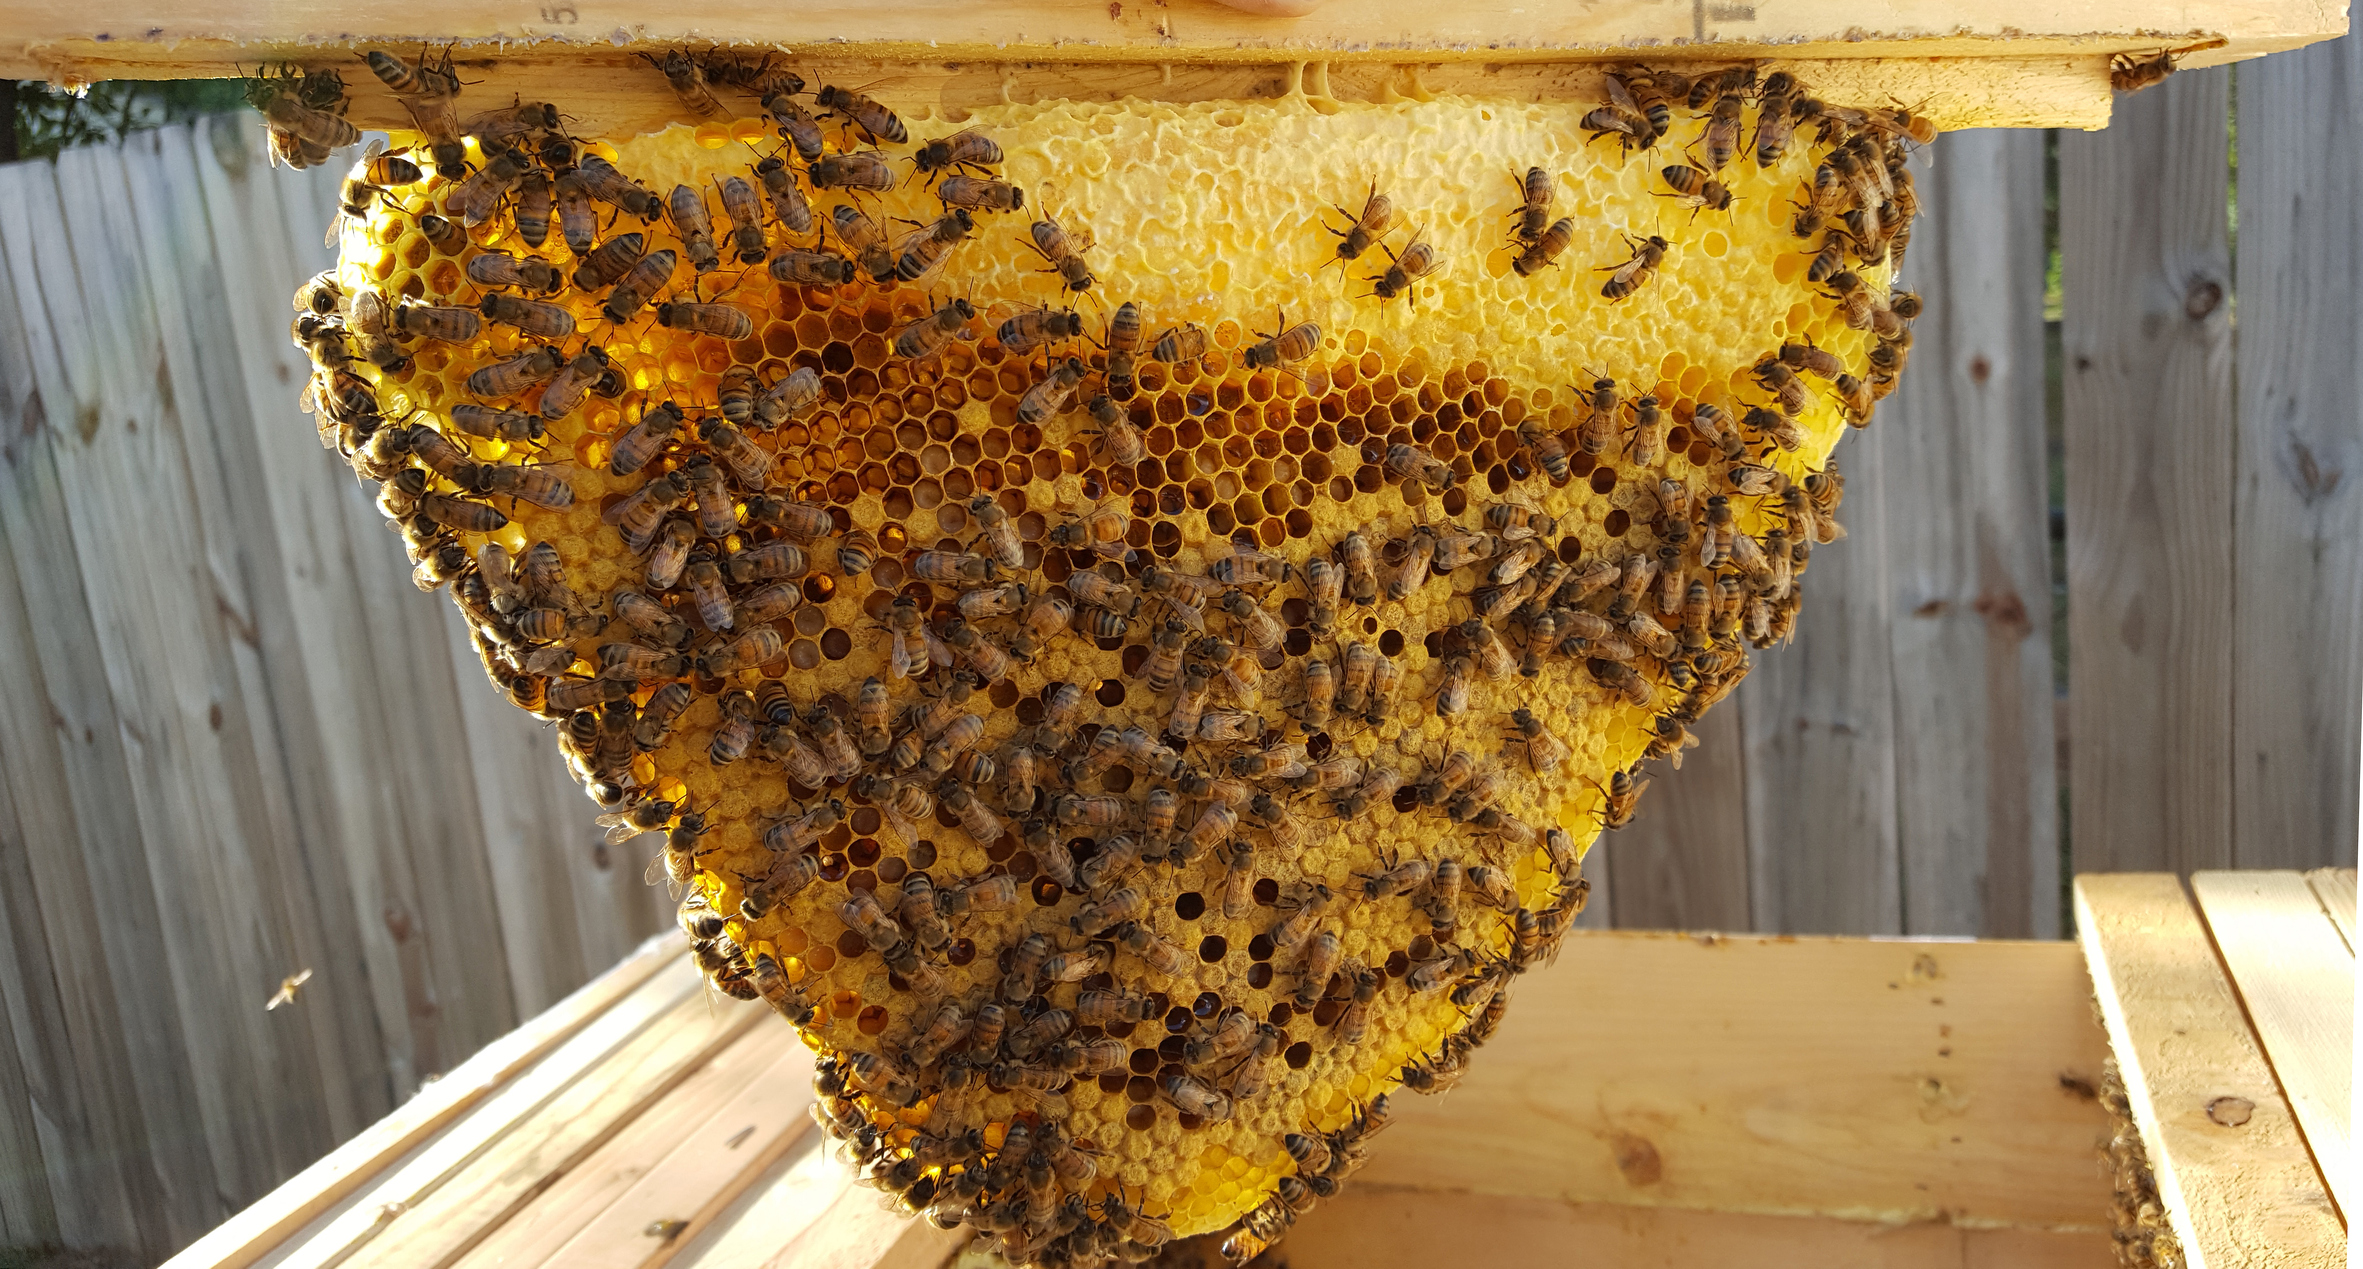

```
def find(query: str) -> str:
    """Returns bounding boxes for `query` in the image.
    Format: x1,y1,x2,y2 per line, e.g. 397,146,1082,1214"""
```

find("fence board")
1876,130,2061,937
1601,700,1751,931
2060,67,2238,875
0,151,222,1258
1743,420,1901,935
2234,37,2363,873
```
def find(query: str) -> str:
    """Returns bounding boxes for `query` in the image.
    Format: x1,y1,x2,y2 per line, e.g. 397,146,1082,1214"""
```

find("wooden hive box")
162,871,2351,1268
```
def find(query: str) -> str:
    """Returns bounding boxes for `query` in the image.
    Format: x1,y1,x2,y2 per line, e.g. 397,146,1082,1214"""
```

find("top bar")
0,0,2344,133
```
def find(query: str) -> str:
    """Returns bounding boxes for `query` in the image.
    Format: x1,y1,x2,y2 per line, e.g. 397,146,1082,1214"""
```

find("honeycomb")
286,56,1920,1267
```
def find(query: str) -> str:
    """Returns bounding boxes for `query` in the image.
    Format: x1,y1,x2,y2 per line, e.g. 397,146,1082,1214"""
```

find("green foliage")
7,78,249,162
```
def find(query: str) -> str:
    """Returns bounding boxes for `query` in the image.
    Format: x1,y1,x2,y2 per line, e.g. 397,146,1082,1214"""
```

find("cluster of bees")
271,46,1922,1267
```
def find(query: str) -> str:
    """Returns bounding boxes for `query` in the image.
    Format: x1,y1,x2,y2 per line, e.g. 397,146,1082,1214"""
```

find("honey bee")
814,84,906,144
937,782,1004,844
679,557,734,630
1026,216,1096,293
1599,233,1668,301
1512,418,1571,484
1509,165,1554,244
1593,767,1650,829
472,461,577,511
1325,182,1392,266
473,292,574,341
1580,86,1649,151
1071,395,1145,471
638,48,724,119
450,144,530,228
2111,49,2178,93
1698,89,1745,170
743,368,820,432
811,151,897,194
766,248,857,291
934,175,1024,214
257,73,365,154
1511,214,1577,277
602,250,679,326
880,208,972,286
1660,163,1733,212
464,251,562,297
650,297,754,341
1119,921,1194,979
893,296,975,361
1243,316,1321,372
391,302,483,344
1150,323,1209,367
416,490,509,533
739,159,813,242
1587,657,1654,708
1386,442,1455,493
1166,662,1212,740
699,626,787,677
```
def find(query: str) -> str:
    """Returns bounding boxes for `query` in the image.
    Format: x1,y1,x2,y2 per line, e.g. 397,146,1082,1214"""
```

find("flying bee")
893,296,976,361
936,175,1024,213
1325,182,1392,266
1600,233,1668,301
1012,356,1090,425
811,151,897,194
1660,163,1733,212
1026,216,1095,293
815,84,907,144
1244,316,1321,372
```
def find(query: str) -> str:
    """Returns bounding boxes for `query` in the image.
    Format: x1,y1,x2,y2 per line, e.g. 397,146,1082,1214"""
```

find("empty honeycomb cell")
312,66,1915,1269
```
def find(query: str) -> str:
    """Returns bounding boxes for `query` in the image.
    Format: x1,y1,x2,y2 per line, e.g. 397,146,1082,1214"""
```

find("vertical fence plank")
2235,38,2363,871
0,153,223,1258
1604,700,1750,931
1876,130,2062,937
1743,421,1902,935
2061,67,2237,875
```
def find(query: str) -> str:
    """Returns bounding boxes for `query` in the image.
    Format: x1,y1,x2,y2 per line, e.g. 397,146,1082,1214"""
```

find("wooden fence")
0,42,2359,1263
0,117,670,1262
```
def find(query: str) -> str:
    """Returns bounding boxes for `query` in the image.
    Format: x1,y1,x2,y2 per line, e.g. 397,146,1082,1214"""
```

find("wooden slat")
1357,931,2112,1228
1286,1184,2115,1269
453,1015,804,1269
2074,874,2343,1266
666,1125,858,1269
258,953,709,1269
1601,699,1750,931
531,1041,816,1269
1875,129,2060,938
2189,871,2355,1220
2307,868,2356,951
2233,30,2363,874
336,982,765,1269
2059,67,2237,876
161,933,681,1269
1741,423,1902,936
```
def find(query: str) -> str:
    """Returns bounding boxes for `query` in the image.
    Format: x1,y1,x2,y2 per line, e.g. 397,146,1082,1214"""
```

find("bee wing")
923,627,954,668
643,850,673,887
1604,74,1643,118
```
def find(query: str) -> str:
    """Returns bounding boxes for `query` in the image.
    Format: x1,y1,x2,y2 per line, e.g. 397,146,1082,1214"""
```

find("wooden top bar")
0,0,2345,135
